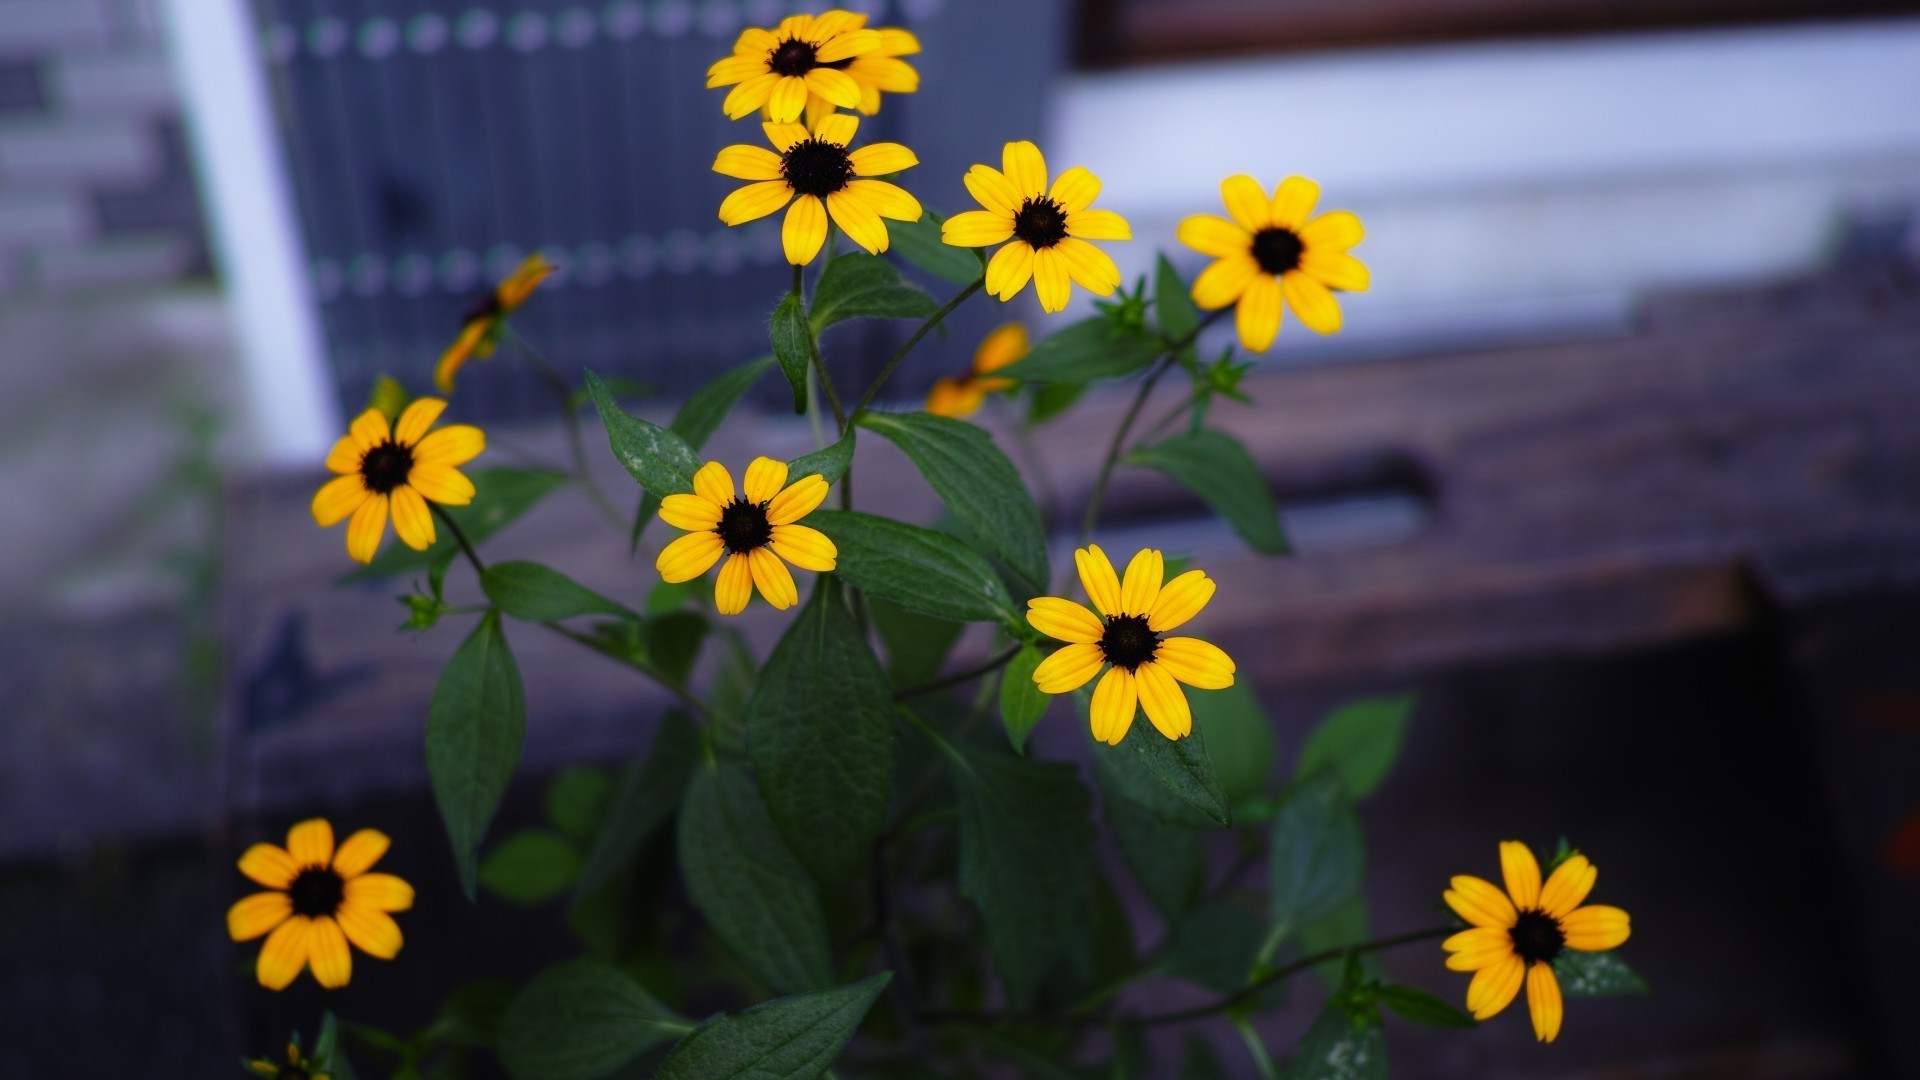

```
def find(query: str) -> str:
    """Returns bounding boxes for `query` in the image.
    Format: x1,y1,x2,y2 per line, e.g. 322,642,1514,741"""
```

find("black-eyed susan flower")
434,253,554,392
656,457,837,616
706,11,878,122
227,818,414,991
926,323,1027,418
245,1036,330,1080
715,111,921,266
942,142,1130,313
1026,545,1236,744
312,398,485,564
1443,841,1633,1043
1177,175,1367,352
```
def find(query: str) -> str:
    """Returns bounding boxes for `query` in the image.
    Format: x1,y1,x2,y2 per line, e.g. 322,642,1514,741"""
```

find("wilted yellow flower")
926,324,1027,418
227,819,414,991
656,457,838,616
715,111,921,266
435,253,554,392
312,398,484,564
1443,841,1634,1043
1027,546,1236,744
1178,175,1367,351
706,11,879,122
943,142,1130,313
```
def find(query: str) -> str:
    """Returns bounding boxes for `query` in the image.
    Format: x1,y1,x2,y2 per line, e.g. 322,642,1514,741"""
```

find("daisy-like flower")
715,110,921,266
312,398,485,564
434,253,554,392
942,142,1131,313
926,323,1028,418
226,818,414,991
245,1036,330,1080
1026,546,1237,744
706,10,879,122
1177,175,1368,352
656,457,838,616
1443,841,1634,1043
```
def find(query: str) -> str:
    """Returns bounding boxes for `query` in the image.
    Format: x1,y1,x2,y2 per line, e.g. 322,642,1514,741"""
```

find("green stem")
1129,926,1455,1027
891,644,1021,701
504,330,624,530
847,276,984,427
1234,1017,1280,1080
429,502,486,574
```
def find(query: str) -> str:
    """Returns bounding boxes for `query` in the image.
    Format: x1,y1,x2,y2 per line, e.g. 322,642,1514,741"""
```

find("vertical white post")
157,0,337,464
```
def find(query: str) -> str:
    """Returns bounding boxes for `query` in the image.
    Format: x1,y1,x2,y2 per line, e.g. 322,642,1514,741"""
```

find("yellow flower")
245,1038,330,1080
1443,841,1634,1043
1177,175,1367,352
226,818,415,991
706,10,879,122
434,253,554,392
925,323,1028,418
655,457,838,616
715,110,921,266
942,142,1130,313
312,398,485,564
1026,546,1236,744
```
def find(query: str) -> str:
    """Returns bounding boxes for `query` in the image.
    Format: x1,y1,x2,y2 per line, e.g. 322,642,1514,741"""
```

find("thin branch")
1128,926,1455,1027
848,277,984,427
892,644,1021,701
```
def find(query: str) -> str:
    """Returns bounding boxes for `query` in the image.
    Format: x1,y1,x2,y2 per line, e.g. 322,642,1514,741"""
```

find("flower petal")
1269,176,1320,230
749,547,800,609
227,891,292,942
1282,272,1343,335
845,179,921,222
705,53,767,87
336,902,404,960
1177,213,1253,259
828,189,891,254
1075,545,1123,617
1002,140,1048,198
1064,208,1130,241
1089,666,1137,745
238,843,299,890
714,143,785,180
1442,926,1514,971
660,493,723,532
984,241,1034,301
657,531,726,583
715,552,754,615
767,74,810,123
1299,210,1365,253
1118,548,1164,616
814,26,880,62
812,111,859,148
412,424,485,467
1147,569,1215,632
1220,174,1272,232
343,873,415,912
803,67,862,109
324,433,363,475
925,377,983,418
1055,237,1121,297
287,819,334,868
1153,637,1235,690
767,474,829,525
1236,273,1284,353
308,915,352,990
1446,874,1519,929
1526,962,1563,1042
782,194,829,264
1049,165,1101,213
722,72,780,120
1026,596,1104,644
312,474,369,528
1300,249,1370,292
720,179,794,226
942,209,1014,248
770,523,836,571
345,493,389,564
762,121,809,153
1035,641,1104,695
331,829,390,879
347,407,390,453
255,916,312,991
1134,661,1193,739
1500,841,1543,911
393,397,445,446
690,460,733,506
1539,855,1596,918
1192,254,1258,311
743,456,789,505
389,485,436,551
1467,954,1525,1020
974,324,1029,374
1560,905,1631,952
407,463,475,506
1031,247,1071,314
963,165,1020,215
849,142,918,176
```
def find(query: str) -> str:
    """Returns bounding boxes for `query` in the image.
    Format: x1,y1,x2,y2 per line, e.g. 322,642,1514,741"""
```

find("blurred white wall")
1054,18,1920,353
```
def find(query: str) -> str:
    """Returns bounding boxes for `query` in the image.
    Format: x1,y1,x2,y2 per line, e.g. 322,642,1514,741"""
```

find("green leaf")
645,611,709,687
997,644,1049,754
890,209,984,285
1268,772,1364,940
632,357,775,551
1099,765,1204,922
1288,1004,1386,1080
497,957,683,1080
436,976,517,1048
998,315,1162,384
545,767,613,842
808,509,1016,625
1085,696,1223,829
427,611,527,899
857,412,1049,591
1375,985,1475,1028
869,598,964,687
1027,380,1087,425
770,291,812,415
574,712,700,904
1191,680,1275,806
482,561,636,623
1554,951,1650,997
746,580,896,887
1127,430,1287,555
949,745,1095,1004
1125,719,1233,826
1295,695,1416,801
1155,255,1200,353
811,252,938,331
653,974,891,1080
788,430,855,486
677,762,833,994
1298,895,1370,988
351,468,569,579
587,370,703,494
478,829,582,905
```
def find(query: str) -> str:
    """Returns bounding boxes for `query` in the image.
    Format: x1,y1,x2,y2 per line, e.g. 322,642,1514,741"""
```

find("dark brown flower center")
783,137,855,198
1510,910,1565,965
768,37,818,76
1251,227,1304,275
1099,613,1160,671
716,499,773,554
1012,196,1069,249
359,440,414,495
461,292,504,325
288,867,345,918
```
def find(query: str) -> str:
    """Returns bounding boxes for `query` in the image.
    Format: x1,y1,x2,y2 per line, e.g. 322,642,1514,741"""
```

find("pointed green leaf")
1192,680,1275,805
808,509,1016,625
632,357,775,550
653,974,891,1080
588,371,703,494
1155,254,1200,353
678,762,833,993
544,767,612,842
478,829,581,905
1554,951,1650,997
573,711,700,905
870,597,965,688
1289,1003,1387,1080
427,611,527,899
1126,719,1233,826
1376,984,1475,1028
1127,429,1287,554
997,315,1162,384
1097,761,1204,921
770,291,812,414
1295,694,1415,801
857,411,1049,591
498,957,684,1080
747,580,896,887
351,468,569,580
482,561,637,622
949,745,1095,1004
788,429,855,485
811,252,938,331
1268,772,1363,941
890,209,985,285
1084,691,1223,829
998,644,1049,753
